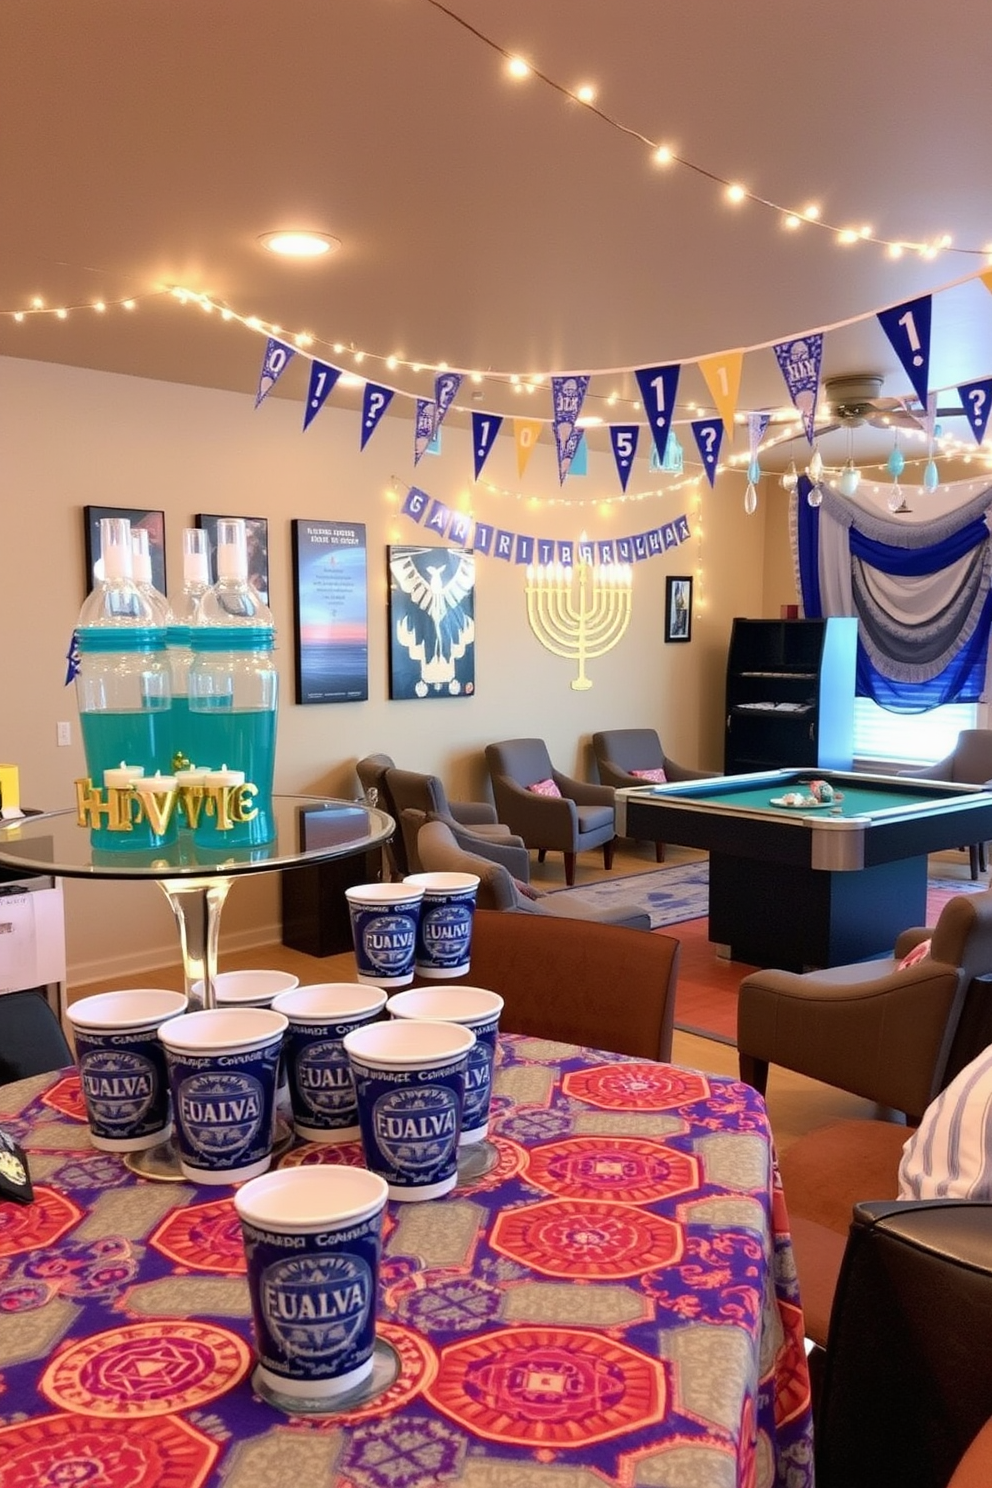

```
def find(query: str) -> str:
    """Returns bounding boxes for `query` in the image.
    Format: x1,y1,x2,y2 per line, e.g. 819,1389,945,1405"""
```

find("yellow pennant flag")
698,351,743,439
980,271,992,299
514,419,543,479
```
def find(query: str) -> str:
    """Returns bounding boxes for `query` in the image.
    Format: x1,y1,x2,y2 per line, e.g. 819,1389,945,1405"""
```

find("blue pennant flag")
64,629,81,685
635,364,682,462
433,372,462,438
958,378,992,446
551,375,591,484
401,487,430,523
690,418,724,486
302,360,342,431
254,337,295,408
773,334,823,444
566,433,587,477
472,411,503,480
360,383,394,450
877,295,932,413
414,399,435,464
609,425,639,491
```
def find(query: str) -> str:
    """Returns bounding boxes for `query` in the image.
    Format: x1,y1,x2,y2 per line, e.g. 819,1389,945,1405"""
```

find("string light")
1,288,164,324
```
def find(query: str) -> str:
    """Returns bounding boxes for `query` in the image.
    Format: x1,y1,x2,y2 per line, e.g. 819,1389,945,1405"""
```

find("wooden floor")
70,837,987,1156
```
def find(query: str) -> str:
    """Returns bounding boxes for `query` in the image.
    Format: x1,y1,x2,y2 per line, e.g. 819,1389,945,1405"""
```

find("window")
853,699,978,768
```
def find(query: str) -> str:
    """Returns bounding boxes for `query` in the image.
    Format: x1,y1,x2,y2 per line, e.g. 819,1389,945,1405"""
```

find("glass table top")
0,796,395,881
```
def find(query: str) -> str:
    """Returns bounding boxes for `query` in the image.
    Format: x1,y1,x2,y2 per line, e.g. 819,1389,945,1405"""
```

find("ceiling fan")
814,373,962,436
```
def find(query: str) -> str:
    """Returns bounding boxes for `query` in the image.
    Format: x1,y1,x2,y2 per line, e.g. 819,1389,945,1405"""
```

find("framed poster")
387,545,476,700
196,513,269,603
84,506,166,595
291,520,369,704
665,575,693,643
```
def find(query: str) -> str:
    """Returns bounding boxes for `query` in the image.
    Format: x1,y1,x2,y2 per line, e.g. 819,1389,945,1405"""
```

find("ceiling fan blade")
813,421,842,438
867,409,924,431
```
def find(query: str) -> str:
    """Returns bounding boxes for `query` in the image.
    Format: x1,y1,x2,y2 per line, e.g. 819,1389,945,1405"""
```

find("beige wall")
1,355,775,982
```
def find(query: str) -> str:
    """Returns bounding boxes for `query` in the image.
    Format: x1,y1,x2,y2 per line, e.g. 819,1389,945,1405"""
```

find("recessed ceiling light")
258,231,340,259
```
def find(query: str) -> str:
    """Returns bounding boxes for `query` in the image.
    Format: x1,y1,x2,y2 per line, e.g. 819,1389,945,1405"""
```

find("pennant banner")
877,294,932,412
255,338,295,409
698,351,743,439
690,417,723,487
609,425,639,491
472,411,503,480
748,412,771,456
514,418,542,478
360,383,394,450
414,398,435,464
773,333,823,444
432,372,463,439
550,375,590,484
958,378,992,445
635,364,682,462
566,432,587,477
302,360,341,431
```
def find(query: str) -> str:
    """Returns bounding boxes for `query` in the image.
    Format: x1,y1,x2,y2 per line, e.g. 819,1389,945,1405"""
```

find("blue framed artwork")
291,520,369,704
387,544,476,700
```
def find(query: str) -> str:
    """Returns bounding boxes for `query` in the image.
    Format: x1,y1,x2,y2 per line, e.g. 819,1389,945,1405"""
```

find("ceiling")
5,0,992,476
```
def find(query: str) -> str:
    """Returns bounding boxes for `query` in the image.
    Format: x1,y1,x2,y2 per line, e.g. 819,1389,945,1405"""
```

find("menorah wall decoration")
525,559,633,690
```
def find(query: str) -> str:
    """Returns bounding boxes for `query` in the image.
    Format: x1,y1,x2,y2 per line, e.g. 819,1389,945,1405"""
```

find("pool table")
615,768,992,970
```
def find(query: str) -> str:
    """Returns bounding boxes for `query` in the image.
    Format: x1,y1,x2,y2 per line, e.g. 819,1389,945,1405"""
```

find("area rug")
546,863,710,929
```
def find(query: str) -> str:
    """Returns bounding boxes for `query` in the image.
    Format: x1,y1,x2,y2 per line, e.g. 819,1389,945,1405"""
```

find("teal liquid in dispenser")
167,527,210,788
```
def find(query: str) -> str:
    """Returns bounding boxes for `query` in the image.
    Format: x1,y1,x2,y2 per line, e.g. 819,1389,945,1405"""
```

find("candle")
203,764,246,789
133,772,177,793
173,766,210,786
103,762,145,789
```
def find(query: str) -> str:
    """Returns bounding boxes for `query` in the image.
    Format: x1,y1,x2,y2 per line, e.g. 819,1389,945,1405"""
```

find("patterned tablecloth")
0,1036,813,1488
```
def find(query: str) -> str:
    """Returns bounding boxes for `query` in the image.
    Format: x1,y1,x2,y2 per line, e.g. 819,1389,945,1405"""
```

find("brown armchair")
901,728,992,877
384,767,522,874
737,888,992,1124
485,737,616,886
592,727,715,861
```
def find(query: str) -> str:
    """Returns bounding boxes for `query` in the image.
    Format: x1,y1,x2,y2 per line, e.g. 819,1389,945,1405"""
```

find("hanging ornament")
807,446,824,484
744,482,758,515
887,482,912,514
838,459,861,497
747,457,761,483
780,459,799,492
807,483,823,508
923,458,940,492
887,444,905,479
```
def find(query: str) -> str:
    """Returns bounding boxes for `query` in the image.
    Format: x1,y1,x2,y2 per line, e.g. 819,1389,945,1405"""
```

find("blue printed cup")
235,1165,389,1402
271,984,387,1143
159,1007,288,1185
190,969,301,1127
385,986,503,1145
342,1019,475,1201
68,989,188,1151
345,883,424,988
404,872,480,979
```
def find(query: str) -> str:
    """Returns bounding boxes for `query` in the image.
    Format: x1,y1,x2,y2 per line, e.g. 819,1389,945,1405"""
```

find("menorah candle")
103,762,145,789
174,765,210,831
194,764,254,849
132,772,179,845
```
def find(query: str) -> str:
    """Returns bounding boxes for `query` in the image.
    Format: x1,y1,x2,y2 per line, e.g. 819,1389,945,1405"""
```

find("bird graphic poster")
387,545,476,700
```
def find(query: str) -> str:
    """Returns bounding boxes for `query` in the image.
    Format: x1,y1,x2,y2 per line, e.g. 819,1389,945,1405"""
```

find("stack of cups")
385,987,503,1145
345,883,424,988
68,989,188,1151
271,984,387,1142
404,872,480,980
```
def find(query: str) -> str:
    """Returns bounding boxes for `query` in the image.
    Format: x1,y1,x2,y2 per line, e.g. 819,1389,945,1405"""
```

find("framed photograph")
84,506,166,595
196,513,269,603
387,544,476,699
291,520,369,704
665,575,693,643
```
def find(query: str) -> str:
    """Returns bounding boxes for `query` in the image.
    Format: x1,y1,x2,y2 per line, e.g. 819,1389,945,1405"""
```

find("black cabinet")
281,850,383,958
724,617,857,774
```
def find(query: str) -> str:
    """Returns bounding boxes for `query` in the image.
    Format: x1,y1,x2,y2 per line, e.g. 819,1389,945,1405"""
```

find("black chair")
0,989,73,1083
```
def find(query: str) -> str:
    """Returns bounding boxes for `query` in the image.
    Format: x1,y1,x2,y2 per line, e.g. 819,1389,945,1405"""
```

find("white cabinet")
0,876,66,1016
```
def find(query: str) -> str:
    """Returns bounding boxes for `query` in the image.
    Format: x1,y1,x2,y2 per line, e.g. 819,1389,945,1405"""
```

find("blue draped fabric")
850,517,988,576
796,477,823,617
856,588,992,711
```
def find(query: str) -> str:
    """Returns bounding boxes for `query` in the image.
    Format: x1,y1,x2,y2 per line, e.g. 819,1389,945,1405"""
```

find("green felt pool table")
615,768,992,970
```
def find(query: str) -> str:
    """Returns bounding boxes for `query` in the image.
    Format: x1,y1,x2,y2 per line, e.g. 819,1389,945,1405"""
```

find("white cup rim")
191,970,300,1006
343,1018,474,1068
345,883,424,906
234,1166,388,1232
68,989,188,1031
159,1006,288,1053
404,872,480,893
272,984,387,1023
386,987,503,1026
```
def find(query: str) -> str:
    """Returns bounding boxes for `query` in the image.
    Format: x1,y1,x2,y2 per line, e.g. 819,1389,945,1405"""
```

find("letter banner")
535,539,556,566
514,418,542,478
958,378,992,445
493,531,514,561
558,541,574,567
699,351,743,438
433,372,462,438
635,363,682,462
566,432,588,476
773,333,823,444
254,337,296,408
597,541,615,566
473,522,493,554
302,360,342,431
877,295,931,413
610,424,639,490
414,398,436,465
449,511,473,546
690,417,723,487
425,500,453,536
472,411,503,480
551,374,591,484
633,534,648,560
577,537,595,565
674,514,691,542
617,537,633,564
360,383,395,449
515,535,534,565
402,486,430,522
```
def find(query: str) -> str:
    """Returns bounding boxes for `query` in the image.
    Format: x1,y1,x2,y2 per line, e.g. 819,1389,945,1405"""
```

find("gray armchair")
485,737,616,886
385,767,521,875
592,728,715,861
900,729,992,878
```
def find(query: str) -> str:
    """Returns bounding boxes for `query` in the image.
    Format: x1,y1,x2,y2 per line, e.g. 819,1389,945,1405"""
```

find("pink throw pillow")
631,767,668,783
512,878,542,901
528,778,562,797
897,938,931,970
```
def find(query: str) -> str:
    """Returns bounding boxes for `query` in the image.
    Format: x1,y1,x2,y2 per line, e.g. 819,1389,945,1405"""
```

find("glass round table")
0,795,395,1015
